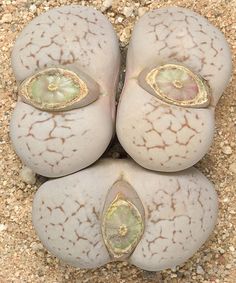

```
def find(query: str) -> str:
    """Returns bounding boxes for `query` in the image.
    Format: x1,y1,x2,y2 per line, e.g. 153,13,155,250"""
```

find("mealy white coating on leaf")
117,6,230,172
10,5,120,177
32,159,218,271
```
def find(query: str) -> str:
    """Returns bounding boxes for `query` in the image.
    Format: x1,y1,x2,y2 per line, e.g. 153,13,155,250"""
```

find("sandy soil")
0,0,235,282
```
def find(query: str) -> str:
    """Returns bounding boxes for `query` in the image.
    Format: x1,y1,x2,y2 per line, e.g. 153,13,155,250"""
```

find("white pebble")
1,13,12,23
20,166,36,185
30,242,43,251
0,224,7,232
120,27,131,43
196,265,205,275
229,246,235,252
29,4,37,13
103,0,113,8
222,145,232,155
123,6,134,17
138,7,147,17
218,247,225,254
229,162,236,173
117,16,124,23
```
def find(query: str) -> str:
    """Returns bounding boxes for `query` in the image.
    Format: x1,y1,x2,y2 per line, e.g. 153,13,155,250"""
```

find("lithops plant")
116,7,232,172
10,5,120,177
32,159,218,271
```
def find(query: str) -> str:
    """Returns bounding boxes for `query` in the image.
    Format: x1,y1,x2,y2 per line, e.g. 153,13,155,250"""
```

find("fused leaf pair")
116,6,232,172
10,5,120,177
33,159,218,271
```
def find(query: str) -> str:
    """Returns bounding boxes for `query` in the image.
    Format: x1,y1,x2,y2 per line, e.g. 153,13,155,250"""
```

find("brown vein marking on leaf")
211,38,219,57
176,134,195,146
150,214,192,225
146,227,167,251
92,207,99,220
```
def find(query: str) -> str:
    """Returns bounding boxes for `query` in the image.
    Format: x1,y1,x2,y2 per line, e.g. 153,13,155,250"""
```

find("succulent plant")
32,159,218,271
10,5,120,177
116,6,232,172
10,6,222,272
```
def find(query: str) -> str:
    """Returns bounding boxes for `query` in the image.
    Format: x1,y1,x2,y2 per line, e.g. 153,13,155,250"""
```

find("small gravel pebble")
19,166,37,185
103,0,113,8
0,224,7,232
138,7,148,17
229,162,236,173
196,265,205,275
123,6,134,17
29,4,37,13
222,145,233,155
1,13,12,23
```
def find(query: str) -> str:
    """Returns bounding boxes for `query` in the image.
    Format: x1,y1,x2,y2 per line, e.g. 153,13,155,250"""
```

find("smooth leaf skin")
116,7,232,172
33,159,218,271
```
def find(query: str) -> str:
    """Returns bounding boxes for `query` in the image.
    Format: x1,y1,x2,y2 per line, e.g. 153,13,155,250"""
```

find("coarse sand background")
0,0,235,282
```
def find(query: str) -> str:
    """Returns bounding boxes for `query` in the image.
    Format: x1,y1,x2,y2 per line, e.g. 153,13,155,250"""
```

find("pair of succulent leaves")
19,64,211,112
